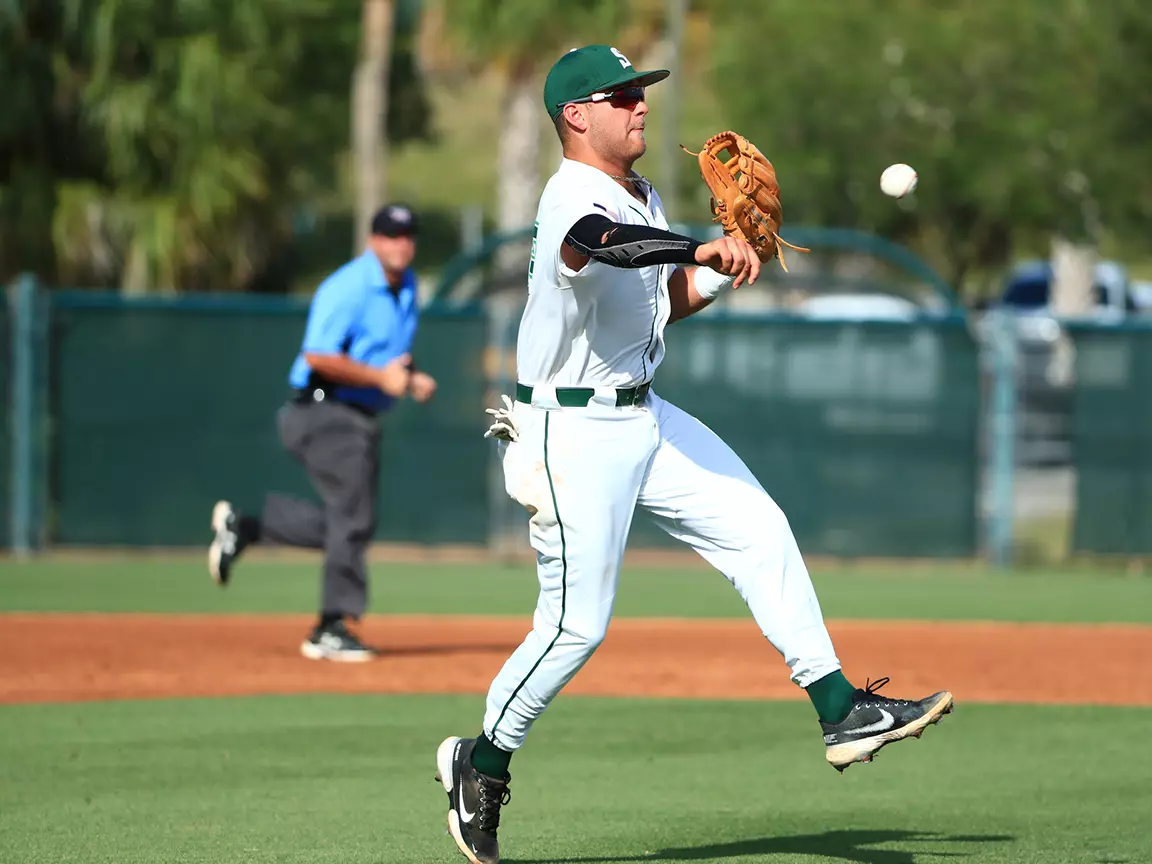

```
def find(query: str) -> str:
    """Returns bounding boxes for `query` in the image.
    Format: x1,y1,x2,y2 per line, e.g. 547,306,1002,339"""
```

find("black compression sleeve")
564,214,702,268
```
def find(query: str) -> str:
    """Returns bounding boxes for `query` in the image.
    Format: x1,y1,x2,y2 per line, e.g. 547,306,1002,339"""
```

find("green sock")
805,670,857,724
470,733,513,779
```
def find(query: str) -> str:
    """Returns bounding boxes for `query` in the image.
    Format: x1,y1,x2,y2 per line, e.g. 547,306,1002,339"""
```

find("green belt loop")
516,381,651,408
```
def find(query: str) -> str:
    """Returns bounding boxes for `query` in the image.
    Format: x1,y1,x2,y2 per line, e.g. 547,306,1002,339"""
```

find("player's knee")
732,491,794,551
560,617,610,654
761,496,791,533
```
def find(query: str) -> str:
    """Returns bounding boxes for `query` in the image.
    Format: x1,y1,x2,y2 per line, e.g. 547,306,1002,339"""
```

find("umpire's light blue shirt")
288,251,419,414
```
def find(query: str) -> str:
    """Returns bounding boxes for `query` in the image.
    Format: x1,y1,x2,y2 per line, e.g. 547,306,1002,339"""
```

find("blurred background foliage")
1,0,1149,298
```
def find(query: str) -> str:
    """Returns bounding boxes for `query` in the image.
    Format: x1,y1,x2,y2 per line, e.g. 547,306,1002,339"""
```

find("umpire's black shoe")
822,677,954,772
299,619,375,662
208,500,246,586
435,736,511,864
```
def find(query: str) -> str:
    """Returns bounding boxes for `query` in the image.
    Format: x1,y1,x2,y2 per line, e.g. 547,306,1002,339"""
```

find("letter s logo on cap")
610,47,632,69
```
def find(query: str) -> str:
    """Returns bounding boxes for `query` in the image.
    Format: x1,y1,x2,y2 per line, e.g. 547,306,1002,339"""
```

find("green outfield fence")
564,314,980,558
1,294,11,549
43,292,491,548
1070,323,1152,555
3,280,991,559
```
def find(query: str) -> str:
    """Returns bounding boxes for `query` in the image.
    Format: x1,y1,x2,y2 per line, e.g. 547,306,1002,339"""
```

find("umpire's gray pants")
260,400,381,619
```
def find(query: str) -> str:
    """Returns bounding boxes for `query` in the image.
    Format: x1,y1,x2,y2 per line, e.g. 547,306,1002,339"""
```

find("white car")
796,293,927,321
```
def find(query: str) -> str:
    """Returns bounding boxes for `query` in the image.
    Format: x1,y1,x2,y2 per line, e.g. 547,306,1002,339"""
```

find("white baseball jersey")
517,159,672,388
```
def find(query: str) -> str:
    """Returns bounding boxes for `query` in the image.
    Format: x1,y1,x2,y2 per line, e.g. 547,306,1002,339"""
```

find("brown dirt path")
2,614,1150,707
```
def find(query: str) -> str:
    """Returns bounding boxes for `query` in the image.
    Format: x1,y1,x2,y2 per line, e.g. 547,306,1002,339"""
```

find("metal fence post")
987,310,1017,568
485,295,519,559
459,205,484,300
8,273,38,556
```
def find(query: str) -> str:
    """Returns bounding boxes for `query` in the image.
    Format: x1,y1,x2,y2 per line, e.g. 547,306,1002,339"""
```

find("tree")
709,0,1130,293
2,0,435,291
53,0,364,293
0,1,102,285
352,0,395,255
428,0,633,278
1094,0,1152,250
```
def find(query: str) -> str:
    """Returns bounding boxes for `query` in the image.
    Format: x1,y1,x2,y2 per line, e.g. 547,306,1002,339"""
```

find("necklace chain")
607,172,648,185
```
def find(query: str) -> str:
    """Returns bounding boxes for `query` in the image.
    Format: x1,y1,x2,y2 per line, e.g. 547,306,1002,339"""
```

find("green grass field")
1,554,1149,863
2,556,1151,622
1,695,1147,864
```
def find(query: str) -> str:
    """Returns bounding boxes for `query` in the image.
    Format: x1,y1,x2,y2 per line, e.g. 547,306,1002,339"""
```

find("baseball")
880,163,918,198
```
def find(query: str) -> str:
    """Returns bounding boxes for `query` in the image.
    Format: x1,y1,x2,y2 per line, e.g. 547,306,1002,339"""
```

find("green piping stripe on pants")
490,411,569,739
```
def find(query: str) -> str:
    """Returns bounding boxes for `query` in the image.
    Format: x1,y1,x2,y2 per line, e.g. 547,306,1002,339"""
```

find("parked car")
1130,280,1152,312
795,292,924,321
978,258,1138,465
996,258,1136,322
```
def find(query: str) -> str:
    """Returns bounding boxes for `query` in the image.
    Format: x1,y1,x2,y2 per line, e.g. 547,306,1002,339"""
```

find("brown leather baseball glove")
683,131,809,271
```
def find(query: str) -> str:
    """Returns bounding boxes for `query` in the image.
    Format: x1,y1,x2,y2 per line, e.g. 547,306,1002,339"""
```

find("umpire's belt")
515,381,650,409
291,387,378,418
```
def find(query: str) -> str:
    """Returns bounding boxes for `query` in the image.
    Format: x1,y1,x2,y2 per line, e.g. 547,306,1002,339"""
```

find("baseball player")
434,45,953,864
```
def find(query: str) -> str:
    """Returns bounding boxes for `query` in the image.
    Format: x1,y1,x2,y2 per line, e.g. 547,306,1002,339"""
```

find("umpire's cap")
544,45,670,121
371,204,419,237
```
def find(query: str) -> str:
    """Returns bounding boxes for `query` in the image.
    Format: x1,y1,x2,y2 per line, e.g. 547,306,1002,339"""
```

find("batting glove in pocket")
483,394,519,442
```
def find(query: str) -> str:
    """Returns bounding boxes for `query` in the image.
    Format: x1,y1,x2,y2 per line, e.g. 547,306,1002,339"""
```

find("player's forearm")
667,266,734,324
303,352,391,390
565,215,702,269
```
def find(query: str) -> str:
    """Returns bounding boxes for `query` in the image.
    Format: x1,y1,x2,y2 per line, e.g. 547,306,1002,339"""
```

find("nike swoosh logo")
456,742,476,824
851,708,897,736
459,798,476,824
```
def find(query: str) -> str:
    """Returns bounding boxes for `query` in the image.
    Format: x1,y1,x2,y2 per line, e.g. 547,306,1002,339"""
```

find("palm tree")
352,0,396,255
428,0,632,278
55,0,358,293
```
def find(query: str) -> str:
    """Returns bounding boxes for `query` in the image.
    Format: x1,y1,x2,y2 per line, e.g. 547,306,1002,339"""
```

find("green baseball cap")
543,44,670,121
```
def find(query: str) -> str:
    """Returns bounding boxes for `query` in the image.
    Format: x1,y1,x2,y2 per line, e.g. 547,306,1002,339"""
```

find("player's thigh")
637,395,790,552
502,403,657,634
502,403,655,532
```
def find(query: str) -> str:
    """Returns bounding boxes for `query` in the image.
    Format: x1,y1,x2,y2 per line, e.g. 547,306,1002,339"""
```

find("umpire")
208,204,437,661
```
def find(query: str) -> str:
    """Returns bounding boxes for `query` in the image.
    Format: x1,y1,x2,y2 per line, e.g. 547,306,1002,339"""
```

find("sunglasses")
567,85,646,108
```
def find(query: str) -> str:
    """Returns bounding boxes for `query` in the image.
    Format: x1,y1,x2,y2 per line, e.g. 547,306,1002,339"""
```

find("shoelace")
475,775,512,833
860,677,912,707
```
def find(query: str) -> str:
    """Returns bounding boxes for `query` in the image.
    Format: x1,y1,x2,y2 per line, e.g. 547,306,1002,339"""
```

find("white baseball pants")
483,391,842,752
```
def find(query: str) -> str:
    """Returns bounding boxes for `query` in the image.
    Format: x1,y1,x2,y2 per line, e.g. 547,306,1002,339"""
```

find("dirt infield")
2,614,1151,707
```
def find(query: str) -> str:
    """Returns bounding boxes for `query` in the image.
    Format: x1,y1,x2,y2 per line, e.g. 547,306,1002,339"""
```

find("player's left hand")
409,370,438,403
